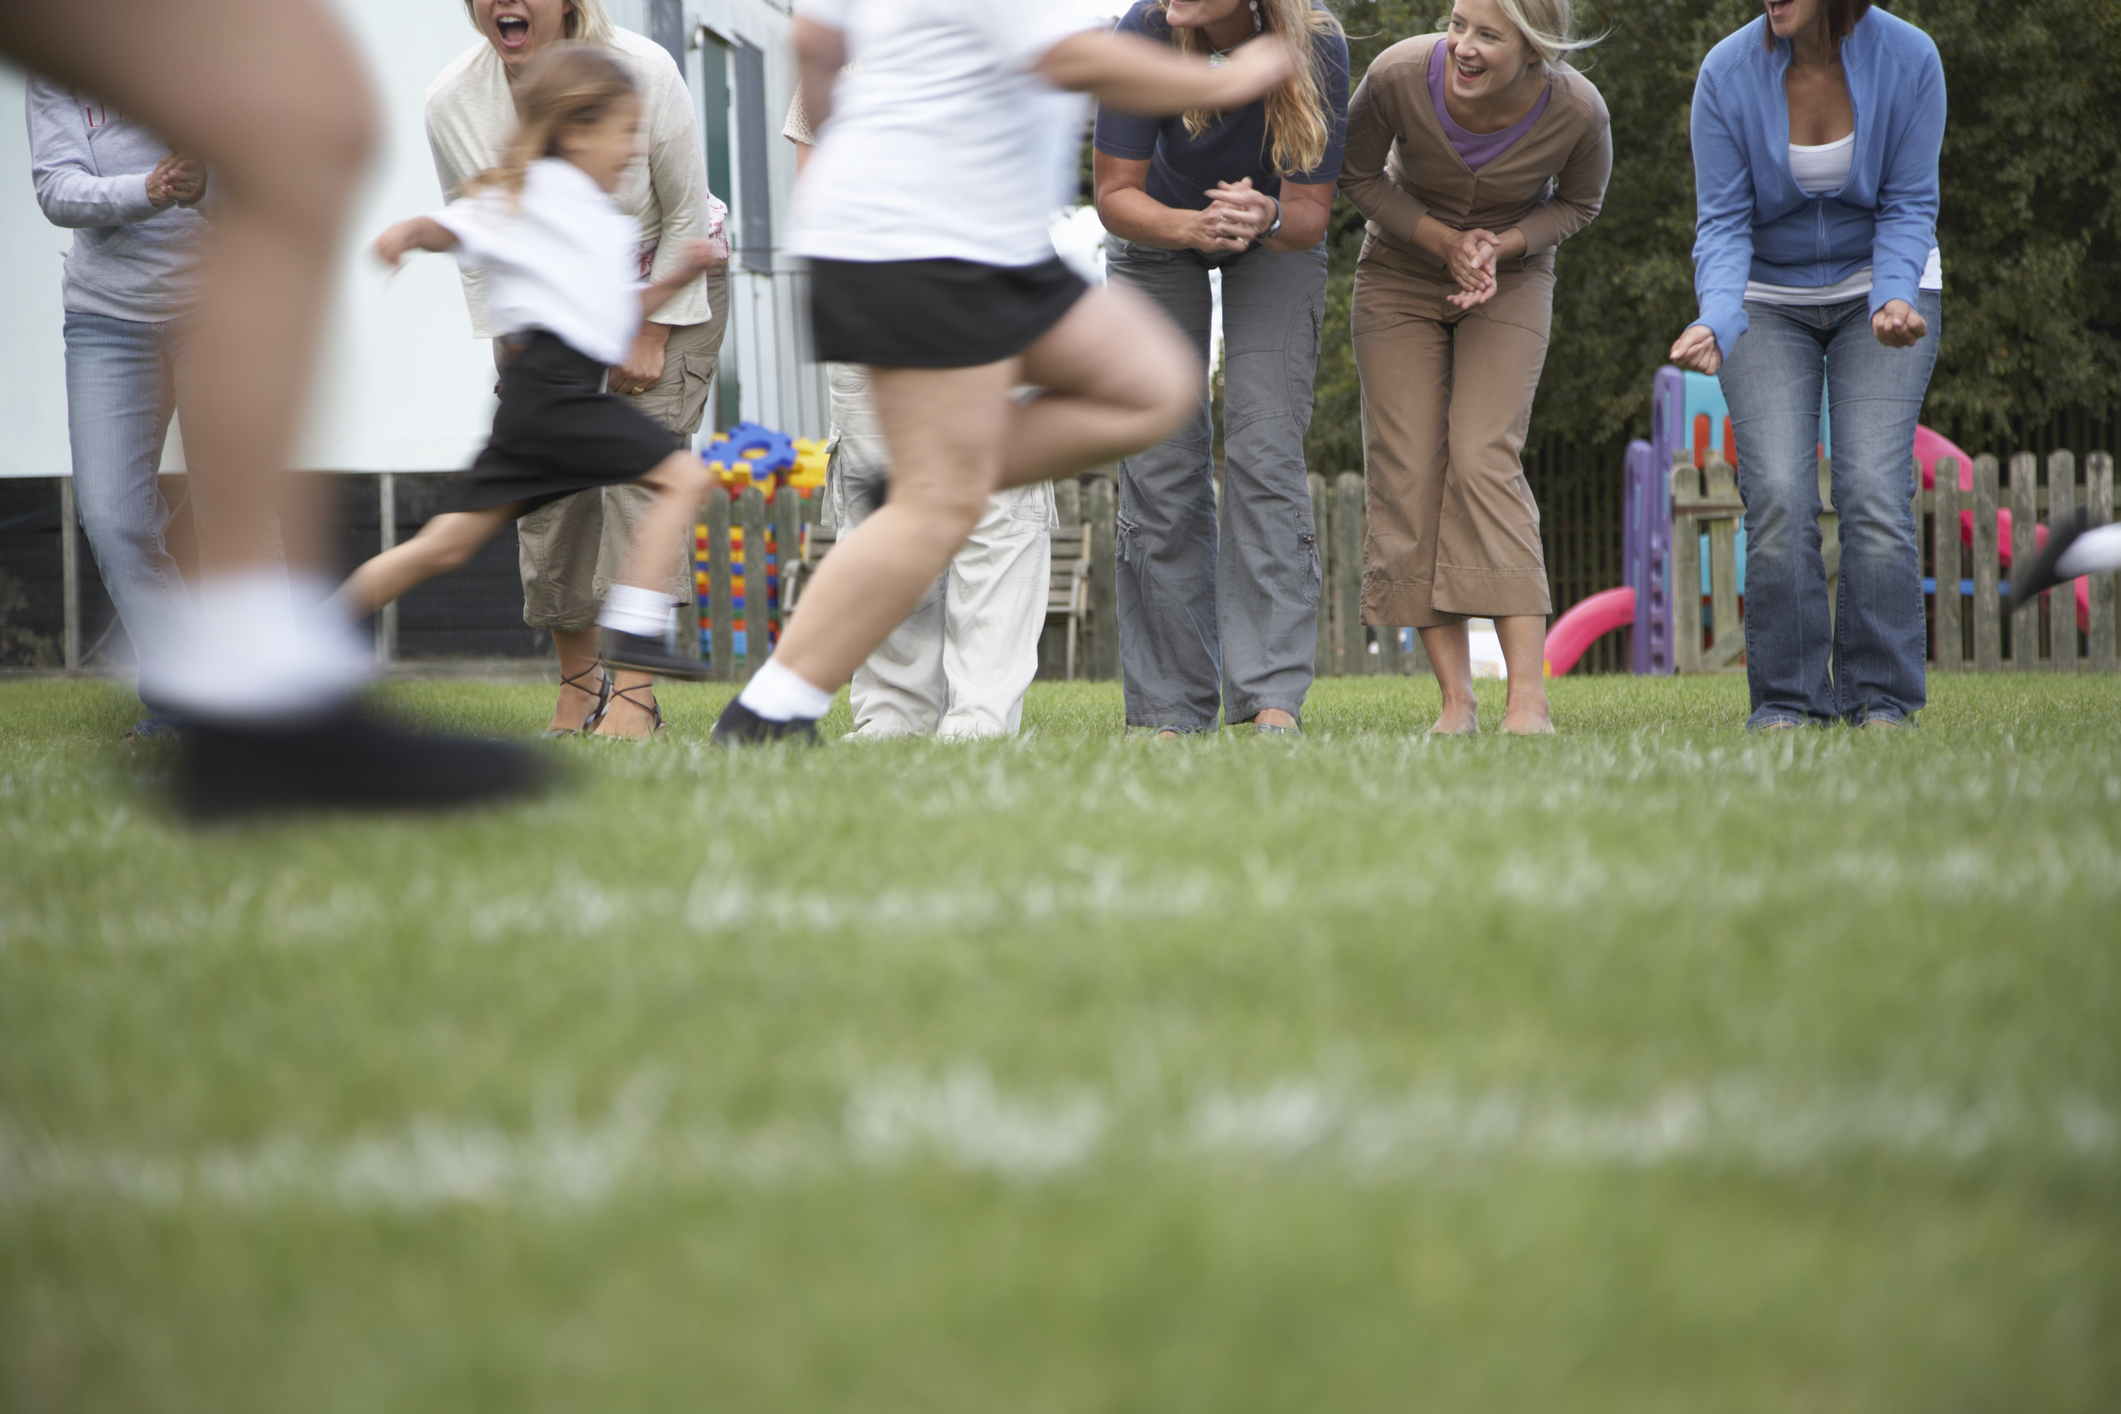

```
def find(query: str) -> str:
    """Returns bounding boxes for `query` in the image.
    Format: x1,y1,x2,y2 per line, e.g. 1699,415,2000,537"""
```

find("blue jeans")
63,310,197,682
1719,292,1941,727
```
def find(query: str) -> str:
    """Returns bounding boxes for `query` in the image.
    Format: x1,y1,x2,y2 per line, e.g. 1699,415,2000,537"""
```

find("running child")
341,45,716,722
709,0,1299,744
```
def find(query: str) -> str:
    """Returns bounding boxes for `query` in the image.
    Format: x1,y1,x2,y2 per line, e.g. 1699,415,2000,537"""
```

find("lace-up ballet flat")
594,680,667,738
540,665,613,739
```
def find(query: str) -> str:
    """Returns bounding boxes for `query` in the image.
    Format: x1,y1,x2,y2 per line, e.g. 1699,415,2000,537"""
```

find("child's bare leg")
997,282,1201,489
616,452,709,591
336,509,513,619
0,0,376,582
769,364,1017,691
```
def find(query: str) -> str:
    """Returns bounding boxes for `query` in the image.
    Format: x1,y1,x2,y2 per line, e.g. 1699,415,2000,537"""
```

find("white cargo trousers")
824,363,1053,739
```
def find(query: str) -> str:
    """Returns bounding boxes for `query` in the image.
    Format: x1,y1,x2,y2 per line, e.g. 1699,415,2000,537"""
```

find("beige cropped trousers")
1352,240,1554,628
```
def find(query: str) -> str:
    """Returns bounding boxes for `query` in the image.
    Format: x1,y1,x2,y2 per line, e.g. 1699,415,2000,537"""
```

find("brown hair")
1156,0,1344,177
1765,0,1873,50
462,44,636,203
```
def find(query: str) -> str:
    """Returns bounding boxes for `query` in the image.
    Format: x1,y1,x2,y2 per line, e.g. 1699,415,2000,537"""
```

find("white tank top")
1746,134,1943,306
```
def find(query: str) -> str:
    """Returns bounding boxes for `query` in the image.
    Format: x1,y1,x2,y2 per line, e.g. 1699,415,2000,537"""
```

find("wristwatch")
1260,197,1283,243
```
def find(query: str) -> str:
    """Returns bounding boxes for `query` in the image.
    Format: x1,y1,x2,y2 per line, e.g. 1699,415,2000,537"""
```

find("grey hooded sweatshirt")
26,76,208,322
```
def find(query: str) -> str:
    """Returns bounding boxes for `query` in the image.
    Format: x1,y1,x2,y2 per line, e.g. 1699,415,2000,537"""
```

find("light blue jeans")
1718,292,1942,727
63,310,197,682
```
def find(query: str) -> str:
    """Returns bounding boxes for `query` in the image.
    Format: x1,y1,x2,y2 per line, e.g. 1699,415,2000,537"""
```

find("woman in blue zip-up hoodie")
1669,0,1944,731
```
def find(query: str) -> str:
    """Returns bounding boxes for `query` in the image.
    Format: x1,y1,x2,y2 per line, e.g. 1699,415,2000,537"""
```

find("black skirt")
438,331,681,518
808,256,1088,369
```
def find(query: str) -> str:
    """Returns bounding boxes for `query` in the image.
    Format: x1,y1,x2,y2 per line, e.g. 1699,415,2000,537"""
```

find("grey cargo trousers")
1106,236,1326,732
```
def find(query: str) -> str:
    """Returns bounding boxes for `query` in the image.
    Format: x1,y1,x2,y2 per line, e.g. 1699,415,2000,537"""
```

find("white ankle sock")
737,657,833,721
2056,523,2121,578
144,570,369,724
598,584,674,638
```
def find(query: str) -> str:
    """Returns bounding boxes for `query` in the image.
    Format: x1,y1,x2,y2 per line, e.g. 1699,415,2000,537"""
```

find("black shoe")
709,697,819,748
174,705,549,821
599,627,710,681
2010,506,2089,615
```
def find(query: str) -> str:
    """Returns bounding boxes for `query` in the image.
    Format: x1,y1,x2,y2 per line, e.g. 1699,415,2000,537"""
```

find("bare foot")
1501,699,1554,735
1430,705,1480,736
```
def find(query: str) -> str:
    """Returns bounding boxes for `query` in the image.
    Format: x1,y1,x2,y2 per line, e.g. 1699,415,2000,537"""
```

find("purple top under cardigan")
1427,40,1551,171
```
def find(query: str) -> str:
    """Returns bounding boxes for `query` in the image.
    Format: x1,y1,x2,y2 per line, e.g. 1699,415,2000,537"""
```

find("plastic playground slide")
1543,586,1635,678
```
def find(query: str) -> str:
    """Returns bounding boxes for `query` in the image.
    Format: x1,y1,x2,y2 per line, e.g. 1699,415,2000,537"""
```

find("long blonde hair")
1158,0,1343,177
462,45,636,202
459,0,616,51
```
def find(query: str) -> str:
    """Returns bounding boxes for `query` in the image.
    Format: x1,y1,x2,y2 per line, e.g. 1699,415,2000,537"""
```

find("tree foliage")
1306,0,2121,474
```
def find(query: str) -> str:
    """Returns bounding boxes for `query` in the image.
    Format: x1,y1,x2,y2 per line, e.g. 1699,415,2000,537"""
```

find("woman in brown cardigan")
1340,0,1609,734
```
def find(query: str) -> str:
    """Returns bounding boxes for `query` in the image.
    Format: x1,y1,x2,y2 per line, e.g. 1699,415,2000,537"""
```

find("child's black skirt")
808,256,1087,368
438,331,680,518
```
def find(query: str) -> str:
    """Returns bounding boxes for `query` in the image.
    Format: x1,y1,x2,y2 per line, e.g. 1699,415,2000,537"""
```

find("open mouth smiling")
495,14,530,47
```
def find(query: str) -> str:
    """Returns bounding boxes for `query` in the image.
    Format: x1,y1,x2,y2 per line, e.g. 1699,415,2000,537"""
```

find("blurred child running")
341,45,717,727
2012,509,2121,615
709,0,1298,744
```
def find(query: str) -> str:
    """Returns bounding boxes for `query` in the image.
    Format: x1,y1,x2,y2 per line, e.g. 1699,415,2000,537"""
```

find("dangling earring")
1251,0,1265,33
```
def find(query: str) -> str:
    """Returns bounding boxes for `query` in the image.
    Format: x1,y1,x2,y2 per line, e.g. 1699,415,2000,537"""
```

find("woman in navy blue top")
1670,0,1945,730
1093,0,1349,740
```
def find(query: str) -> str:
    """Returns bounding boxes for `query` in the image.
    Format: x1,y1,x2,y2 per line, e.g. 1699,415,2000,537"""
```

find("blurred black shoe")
175,706,548,821
598,627,710,681
709,697,819,748
2009,506,2088,615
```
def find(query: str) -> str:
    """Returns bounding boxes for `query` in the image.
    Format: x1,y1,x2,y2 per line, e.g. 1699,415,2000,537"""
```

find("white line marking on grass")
1,1075,2111,1212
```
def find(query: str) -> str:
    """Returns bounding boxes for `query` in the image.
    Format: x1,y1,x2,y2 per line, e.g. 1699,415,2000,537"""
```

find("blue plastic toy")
702,420,796,479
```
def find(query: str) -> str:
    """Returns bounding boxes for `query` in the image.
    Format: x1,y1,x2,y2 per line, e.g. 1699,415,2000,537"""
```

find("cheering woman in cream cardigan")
1340,0,1608,734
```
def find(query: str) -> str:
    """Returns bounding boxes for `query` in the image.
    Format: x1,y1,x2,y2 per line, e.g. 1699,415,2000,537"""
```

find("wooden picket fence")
1671,449,2119,673
689,476,1127,682
691,453,2118,684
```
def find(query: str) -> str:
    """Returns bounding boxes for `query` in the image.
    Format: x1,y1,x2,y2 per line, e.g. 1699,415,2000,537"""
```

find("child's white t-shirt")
432,158,643,367
789,0,1102,268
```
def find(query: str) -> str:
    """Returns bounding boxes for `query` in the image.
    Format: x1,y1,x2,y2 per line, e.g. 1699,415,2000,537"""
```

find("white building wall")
0,0,824,482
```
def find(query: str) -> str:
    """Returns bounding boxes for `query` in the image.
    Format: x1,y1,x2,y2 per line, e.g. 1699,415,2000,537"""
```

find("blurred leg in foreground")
0,0,542,816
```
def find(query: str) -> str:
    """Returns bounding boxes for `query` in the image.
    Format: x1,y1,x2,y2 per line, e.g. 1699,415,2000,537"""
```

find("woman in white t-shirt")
339,48,718,717
710,0,1296,744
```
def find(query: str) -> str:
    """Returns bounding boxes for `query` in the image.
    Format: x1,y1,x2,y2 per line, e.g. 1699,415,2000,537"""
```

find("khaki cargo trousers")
1352,240,1554,628
512,270,728,631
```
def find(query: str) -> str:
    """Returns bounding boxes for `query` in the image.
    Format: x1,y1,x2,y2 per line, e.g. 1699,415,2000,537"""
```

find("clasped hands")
1669,298,1929,376
1184,177,1279,256
146,152,206,209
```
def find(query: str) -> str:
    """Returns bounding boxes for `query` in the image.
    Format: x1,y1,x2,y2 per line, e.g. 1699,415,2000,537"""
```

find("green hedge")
1307,0,2121,475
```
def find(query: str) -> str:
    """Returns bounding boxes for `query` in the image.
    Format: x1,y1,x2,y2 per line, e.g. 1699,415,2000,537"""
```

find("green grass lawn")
1,672,2117,1412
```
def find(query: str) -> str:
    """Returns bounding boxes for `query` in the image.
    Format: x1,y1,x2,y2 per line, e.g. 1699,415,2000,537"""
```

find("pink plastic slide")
1543,585,1635,678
